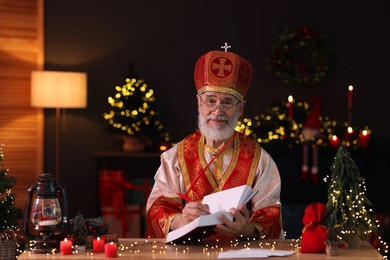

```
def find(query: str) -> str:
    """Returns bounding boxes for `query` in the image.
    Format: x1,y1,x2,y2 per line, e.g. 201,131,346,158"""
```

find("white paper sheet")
218,248,296,258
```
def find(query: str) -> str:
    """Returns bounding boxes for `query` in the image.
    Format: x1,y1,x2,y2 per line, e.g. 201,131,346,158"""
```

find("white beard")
198,110,240,141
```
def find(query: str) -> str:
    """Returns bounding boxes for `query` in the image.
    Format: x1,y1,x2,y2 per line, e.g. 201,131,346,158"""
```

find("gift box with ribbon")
98,169,151,237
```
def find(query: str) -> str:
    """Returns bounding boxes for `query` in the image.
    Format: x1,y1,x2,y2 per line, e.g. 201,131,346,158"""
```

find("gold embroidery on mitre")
197,85,243,101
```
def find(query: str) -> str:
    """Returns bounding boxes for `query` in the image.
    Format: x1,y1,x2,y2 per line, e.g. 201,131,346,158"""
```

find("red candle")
104,242,117,258
344,126,355,144
288,95,294,119
359,130,370,148
60,238,73,255
348,85,353,125
329,135,340,148
348,85,353,108
93,236,105,253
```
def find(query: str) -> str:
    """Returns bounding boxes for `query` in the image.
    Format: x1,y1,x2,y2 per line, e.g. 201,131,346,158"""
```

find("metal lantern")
23,173,69,253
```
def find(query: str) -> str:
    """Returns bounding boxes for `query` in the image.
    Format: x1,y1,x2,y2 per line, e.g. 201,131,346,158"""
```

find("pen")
177,192,193,202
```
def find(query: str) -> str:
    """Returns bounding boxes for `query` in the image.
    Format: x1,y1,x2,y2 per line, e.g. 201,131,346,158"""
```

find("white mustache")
207,115,228,121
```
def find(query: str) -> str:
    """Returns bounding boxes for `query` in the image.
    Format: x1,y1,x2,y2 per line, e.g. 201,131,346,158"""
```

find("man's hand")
215,204,258,238
170,202,210,231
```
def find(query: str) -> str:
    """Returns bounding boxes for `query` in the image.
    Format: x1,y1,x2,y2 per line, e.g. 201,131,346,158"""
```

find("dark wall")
43,0,390,222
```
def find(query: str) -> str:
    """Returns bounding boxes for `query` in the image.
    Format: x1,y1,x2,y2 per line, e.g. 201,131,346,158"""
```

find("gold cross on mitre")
221,42,231,52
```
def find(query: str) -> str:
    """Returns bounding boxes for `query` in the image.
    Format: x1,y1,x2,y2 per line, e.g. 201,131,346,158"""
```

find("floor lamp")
31,71,87,183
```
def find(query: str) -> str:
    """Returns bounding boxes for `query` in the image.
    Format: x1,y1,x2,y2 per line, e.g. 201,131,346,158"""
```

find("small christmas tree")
0,143,23,233
103,74,169,149
324,145,376,242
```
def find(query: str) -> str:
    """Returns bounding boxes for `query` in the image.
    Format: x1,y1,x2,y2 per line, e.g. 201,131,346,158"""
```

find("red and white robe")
145,130,283,240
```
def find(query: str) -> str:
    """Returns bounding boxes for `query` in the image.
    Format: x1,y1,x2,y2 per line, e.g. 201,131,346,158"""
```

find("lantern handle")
23,184,37,239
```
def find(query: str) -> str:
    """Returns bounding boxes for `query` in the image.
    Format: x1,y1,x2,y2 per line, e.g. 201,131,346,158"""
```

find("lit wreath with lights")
266,27,331,86
103,77,164,137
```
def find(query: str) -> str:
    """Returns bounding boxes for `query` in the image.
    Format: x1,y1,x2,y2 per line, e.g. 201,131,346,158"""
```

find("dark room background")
42,0,389,238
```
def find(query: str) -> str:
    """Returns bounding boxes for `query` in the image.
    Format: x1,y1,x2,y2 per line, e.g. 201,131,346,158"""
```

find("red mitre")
194,50,253,101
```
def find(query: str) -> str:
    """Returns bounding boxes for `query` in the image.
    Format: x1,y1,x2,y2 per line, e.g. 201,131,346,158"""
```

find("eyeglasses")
198,94,240,112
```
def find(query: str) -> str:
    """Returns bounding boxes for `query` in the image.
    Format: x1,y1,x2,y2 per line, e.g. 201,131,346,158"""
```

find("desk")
18,238,382,259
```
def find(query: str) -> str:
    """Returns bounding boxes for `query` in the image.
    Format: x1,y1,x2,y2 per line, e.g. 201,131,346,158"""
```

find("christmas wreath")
266,26,331,86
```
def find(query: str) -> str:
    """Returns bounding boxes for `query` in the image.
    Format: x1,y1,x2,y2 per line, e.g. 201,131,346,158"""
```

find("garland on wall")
266,26,332,86
235,98,371,150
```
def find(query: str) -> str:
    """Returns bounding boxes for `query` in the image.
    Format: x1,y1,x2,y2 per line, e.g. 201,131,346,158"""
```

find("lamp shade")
31,71,87,108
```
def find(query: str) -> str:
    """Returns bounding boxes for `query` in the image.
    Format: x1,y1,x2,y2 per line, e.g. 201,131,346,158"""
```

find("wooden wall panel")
0,0,43,210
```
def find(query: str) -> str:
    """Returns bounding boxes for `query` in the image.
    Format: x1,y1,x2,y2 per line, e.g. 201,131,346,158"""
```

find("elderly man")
146,49,282,242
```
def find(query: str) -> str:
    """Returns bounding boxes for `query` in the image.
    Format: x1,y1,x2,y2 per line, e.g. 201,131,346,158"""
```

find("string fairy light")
324,146,388,258
103,77,170,146
235,98,371,149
